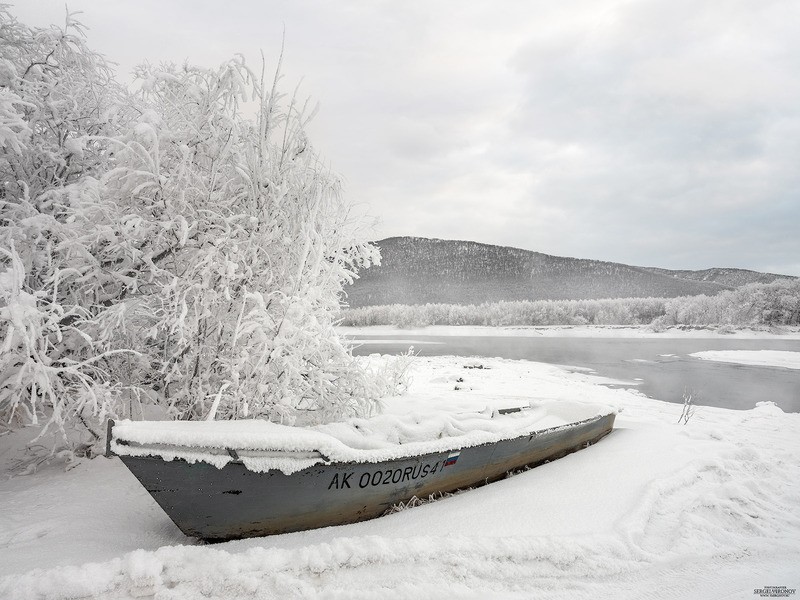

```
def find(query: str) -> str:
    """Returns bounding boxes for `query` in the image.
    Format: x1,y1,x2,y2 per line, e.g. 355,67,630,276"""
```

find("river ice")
689,349,800,370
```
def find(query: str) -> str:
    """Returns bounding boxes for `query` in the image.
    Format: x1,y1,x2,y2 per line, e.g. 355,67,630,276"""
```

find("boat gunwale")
107,411,615,471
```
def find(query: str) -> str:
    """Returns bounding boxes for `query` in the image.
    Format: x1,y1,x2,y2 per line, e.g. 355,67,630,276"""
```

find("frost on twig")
678,390,697,425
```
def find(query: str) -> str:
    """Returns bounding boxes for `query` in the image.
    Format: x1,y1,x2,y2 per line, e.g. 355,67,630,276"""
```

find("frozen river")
349,333,800,412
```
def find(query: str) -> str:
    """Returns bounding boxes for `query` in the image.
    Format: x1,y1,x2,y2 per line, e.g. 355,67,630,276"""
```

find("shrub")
0,8,384,452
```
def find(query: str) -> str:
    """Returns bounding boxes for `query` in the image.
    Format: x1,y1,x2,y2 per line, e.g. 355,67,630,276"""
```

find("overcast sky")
14,1,800,275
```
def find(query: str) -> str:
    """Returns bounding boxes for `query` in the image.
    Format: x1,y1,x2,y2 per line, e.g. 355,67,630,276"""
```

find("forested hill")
345,237,792,307
643,267,790,288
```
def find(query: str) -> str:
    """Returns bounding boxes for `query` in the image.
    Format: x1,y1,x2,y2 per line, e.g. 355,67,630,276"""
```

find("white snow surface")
111,402,609,474
2,354,800,599
690,350,800,370
340,324,800,339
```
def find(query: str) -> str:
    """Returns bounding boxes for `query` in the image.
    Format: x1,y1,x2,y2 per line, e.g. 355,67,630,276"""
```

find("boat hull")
116,412,615,541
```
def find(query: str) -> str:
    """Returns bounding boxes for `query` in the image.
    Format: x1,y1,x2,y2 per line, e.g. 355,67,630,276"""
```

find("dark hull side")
117,412,615,541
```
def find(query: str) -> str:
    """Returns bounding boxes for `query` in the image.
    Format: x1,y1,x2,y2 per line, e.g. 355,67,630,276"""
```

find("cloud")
495,0,800,271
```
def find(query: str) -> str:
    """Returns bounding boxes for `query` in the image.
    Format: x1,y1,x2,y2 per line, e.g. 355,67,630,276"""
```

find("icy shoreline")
689,349,800,370
339,324,800,339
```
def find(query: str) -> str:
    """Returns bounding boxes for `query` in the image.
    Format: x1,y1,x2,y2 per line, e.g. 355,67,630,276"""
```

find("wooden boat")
107,403,615,541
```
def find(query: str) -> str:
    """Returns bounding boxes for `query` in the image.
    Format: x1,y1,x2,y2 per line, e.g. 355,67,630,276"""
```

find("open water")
349,334,800,413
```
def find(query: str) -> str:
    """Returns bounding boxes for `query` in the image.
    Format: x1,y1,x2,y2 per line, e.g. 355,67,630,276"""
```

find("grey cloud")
12,0,800,274
489,0,800,271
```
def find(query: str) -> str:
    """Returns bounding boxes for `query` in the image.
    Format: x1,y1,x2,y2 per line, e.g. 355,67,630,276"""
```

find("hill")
345,237,791,307
643,267,790,288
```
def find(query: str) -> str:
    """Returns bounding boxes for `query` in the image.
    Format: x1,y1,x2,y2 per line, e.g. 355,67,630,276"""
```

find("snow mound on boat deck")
110,401,614,474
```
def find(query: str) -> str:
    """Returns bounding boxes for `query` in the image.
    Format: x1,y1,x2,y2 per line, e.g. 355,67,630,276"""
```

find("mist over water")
350,335,800,412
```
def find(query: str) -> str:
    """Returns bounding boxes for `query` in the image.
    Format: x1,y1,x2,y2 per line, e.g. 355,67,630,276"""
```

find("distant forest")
340,280,800,329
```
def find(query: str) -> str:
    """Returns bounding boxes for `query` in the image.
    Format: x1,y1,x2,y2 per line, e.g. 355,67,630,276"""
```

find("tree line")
340,279,800,330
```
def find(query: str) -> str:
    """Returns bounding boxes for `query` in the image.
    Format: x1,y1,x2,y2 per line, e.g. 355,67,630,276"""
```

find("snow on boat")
107,402,616,541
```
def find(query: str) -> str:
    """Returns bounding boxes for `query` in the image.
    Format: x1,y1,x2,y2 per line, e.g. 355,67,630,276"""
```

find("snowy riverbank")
2,355,799,599
339,324,800,340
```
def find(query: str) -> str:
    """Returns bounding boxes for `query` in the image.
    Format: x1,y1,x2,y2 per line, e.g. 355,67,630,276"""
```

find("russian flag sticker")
443,451,460,467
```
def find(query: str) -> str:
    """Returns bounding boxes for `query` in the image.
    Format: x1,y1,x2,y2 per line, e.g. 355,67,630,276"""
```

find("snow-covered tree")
340,281,800,329
0,7,126,200
107,58,382,425
0,8,384,452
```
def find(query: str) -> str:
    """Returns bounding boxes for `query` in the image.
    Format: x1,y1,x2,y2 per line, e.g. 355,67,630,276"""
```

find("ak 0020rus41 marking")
327,456,460,491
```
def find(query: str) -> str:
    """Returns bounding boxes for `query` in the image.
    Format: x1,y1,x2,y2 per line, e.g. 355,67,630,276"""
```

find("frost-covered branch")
0,7,384,455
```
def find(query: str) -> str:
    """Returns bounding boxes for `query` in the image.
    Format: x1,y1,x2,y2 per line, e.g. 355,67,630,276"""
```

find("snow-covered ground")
339,324,800,340
2,354,799,599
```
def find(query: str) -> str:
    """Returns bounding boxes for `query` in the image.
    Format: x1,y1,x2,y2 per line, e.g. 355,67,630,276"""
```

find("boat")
106,402,615,541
